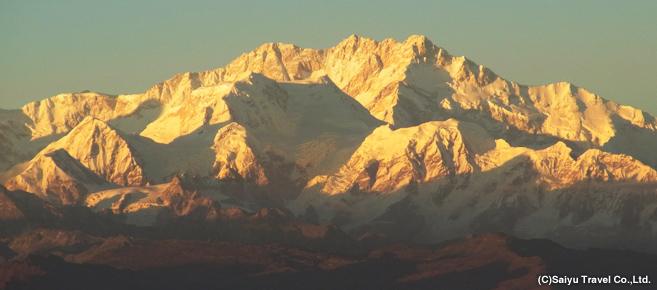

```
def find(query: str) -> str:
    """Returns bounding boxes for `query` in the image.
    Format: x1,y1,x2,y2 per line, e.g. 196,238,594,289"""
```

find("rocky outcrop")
158,176,216,217
211,123,268,184
0,185,28,235
0,185,25,222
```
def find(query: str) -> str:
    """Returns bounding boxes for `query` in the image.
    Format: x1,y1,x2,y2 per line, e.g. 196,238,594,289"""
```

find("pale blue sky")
1,1,656,114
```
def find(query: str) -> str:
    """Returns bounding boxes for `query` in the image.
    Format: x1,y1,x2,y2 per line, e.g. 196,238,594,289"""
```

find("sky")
1,1,656,114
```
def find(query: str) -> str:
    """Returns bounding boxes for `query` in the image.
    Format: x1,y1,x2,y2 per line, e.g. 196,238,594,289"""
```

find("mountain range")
2,35,657,288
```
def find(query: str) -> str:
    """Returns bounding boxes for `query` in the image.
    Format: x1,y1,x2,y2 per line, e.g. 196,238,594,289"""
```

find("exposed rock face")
158,176,216,217
211,123,268,185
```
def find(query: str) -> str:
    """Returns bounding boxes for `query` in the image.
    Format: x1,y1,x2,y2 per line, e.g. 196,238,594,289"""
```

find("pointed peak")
243,71,270,81
167,174,196,191
213,122,249,143
224,121,247,131
169,175,184,187
71,117,118,134
312,74,334,85
252,41,298,53
67,116,121,137
404,35,433,47
545,141,572,155
255,207,288,218
232,71,277,87
336,34,378,50
577,148,605,160
405,34,427,43
347,34,361,41
544,81,576,91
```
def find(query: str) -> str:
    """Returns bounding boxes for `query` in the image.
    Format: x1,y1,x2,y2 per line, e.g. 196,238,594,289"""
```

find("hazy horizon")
2,1,656,114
